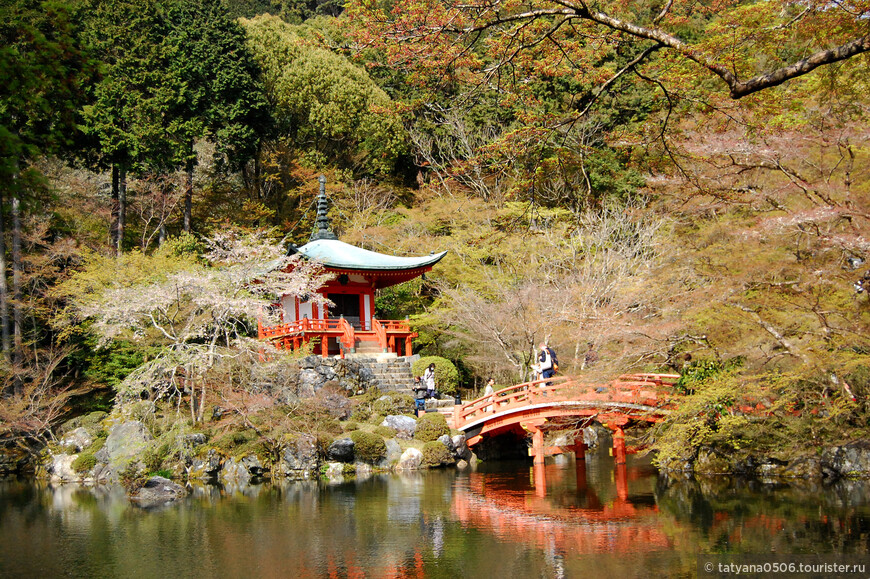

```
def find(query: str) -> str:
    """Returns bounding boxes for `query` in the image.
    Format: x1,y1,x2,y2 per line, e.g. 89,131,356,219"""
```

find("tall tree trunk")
11,194,24,395
0,189,10,363
110,164,119,249
117,164,126,256
183,142,194,233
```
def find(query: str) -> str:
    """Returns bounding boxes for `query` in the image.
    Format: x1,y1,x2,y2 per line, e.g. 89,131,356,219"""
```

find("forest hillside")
1,0,868,466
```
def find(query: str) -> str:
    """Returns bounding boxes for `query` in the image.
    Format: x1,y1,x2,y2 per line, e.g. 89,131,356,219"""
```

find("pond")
1,451,868,578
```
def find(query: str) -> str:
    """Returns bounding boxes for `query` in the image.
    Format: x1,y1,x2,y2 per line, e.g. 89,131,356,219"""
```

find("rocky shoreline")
24,411,475,488
658,441,870,480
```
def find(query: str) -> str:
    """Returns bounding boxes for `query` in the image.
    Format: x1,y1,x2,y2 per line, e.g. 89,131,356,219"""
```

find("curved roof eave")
295,239,447,271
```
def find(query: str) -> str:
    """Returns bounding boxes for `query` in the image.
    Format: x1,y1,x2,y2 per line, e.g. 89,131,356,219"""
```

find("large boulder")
382,439,402,468
47,454,79,482
437,434,455,453
758,456,822,479
60,428,93,452
451,434,473,461
822,441,870,478
396,448,423,470
297,369,320,398
105,420,152,470
130,476,188,507
279,435,319,480
323,462,346,484
221,458,249,482
327,438,355,463
315,388,353,420
186,449,223,480
219,455,265,483
241,455,266,478
382,415,416,439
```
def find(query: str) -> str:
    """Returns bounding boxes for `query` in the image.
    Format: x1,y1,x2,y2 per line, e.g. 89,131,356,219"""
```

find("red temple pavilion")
258,176,446,357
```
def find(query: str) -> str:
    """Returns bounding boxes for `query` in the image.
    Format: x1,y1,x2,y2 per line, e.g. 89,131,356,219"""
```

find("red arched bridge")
447,373,681,465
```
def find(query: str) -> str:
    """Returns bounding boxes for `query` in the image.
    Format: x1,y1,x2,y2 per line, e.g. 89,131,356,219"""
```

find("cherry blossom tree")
72,230,332,423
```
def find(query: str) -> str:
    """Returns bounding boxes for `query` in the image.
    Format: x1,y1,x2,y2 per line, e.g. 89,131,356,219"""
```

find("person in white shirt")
424,363,436,398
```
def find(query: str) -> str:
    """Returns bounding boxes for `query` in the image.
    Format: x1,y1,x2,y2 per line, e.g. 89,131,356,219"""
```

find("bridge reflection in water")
452,458,672,557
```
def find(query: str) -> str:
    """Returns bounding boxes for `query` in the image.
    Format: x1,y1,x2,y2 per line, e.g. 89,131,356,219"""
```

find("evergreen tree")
163,0,272,230
79,0,188,253
0,0,93,384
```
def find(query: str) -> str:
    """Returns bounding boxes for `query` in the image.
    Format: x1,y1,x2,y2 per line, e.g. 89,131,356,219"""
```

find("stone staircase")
346,353,416,393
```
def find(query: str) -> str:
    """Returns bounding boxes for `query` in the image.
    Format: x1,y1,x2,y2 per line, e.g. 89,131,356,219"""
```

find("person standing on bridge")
484,378,495,412
539,342,557,385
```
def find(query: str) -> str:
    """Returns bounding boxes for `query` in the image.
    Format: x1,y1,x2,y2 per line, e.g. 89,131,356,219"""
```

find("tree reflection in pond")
0,454,868,578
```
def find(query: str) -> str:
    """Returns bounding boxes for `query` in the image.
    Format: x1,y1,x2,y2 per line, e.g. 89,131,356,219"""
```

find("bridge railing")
455,373,681,429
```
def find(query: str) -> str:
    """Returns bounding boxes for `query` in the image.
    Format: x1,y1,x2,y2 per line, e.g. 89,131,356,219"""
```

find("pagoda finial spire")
310,175,337,241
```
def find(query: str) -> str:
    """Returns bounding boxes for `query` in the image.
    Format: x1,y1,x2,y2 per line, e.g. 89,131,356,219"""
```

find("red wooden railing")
372,318,387,351
258,316,416,357
337,317,355,351
453,373,680,430
258,317,348,339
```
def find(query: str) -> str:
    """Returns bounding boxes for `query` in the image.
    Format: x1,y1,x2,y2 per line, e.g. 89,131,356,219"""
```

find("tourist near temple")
258,176,447,357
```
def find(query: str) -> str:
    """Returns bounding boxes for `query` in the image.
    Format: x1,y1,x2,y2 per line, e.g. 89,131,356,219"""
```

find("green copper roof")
296,239,447,271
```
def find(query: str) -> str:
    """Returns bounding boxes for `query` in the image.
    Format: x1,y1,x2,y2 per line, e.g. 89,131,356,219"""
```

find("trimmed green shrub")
412,356,459,395
373,425,397,438
422,441,454,468
414,412,450,442
349,430,387,464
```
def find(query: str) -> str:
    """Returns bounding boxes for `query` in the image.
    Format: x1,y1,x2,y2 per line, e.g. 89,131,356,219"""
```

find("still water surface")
1,452,869,578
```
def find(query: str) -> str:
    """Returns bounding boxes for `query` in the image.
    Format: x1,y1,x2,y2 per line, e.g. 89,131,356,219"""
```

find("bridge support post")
531,426,545,466
523,424,545,466
612,426,626,465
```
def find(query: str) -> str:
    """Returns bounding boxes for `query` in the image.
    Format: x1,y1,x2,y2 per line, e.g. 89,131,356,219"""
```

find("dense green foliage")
348,429,386,463
412,356,459,395
1,0,92,178
240,14,404,175
413,412,449,443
